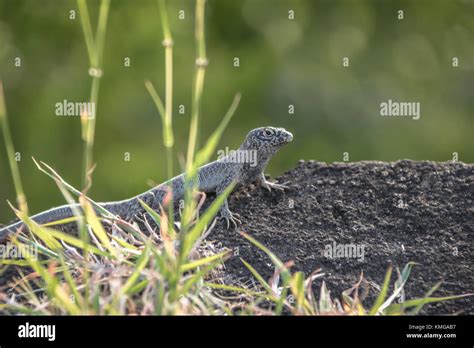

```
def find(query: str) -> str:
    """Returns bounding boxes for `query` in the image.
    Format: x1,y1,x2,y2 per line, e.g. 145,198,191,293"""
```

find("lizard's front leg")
218,197,242,229
215,177,241,229
257,172,289,192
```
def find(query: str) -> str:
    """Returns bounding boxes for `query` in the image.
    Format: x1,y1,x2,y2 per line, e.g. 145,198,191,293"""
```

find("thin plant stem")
186,0,207,169
157,0,174,177
0,81,28,214
77,0,111,190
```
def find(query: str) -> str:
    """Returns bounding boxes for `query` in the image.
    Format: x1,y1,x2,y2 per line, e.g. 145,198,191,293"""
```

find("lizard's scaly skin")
0,126,293,242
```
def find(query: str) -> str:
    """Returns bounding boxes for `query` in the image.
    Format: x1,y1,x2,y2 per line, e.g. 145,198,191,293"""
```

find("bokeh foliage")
0,0,472,222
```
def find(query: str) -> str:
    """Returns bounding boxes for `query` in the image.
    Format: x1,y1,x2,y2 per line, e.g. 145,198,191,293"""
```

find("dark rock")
212,160,474,315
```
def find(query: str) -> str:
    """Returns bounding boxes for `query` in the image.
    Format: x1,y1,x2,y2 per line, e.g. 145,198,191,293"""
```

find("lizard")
0,126,293,243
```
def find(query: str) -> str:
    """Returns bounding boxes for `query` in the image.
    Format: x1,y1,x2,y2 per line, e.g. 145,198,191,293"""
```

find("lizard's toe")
272,184,287,191
229,217,241,229
232,212,242,219
219,213,242,229
262,180,289,192
232,215,242,227
261,182,272,192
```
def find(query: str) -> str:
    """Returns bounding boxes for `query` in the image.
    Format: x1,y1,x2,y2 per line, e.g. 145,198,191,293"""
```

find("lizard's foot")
219,211,242,229
260,180,290,192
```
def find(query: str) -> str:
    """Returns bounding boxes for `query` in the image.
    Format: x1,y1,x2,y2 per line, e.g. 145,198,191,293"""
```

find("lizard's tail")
0,193,158,244
0,176,187,244
0,203,79,243
0,193,156,244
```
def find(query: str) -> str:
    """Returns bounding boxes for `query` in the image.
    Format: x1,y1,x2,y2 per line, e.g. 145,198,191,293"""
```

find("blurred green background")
0,0,473,223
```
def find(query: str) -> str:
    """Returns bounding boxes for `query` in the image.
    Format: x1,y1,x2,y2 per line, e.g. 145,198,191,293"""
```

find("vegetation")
0,0,471,315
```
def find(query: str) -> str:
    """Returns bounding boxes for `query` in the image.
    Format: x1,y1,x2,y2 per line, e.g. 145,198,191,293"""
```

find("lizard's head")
243,126,293,152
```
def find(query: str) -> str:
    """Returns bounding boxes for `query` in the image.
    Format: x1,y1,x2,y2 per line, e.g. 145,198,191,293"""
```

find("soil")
210,160,473,315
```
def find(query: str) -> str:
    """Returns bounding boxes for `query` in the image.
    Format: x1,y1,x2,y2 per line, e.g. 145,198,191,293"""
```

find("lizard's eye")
263,129,274,137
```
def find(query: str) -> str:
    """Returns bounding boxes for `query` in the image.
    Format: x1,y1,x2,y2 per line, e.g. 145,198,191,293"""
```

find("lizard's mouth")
283,131,293,143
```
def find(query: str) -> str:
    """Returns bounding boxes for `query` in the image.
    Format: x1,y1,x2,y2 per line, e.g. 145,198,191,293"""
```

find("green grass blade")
241,258,274,295
241,232,291,284
13,207,62,251
204,282,278,301
138,198,161,227
81,196,117,257
180,183,235,260
120,246,151,296
369,264,392,315
193,93,241,169
95,0,111,68
77,0,97,66
180,250,230,272
40,226,113,258
127,279,149,296
181,259,224,294
386,293,474,314
395,262,416,291
411,281,442,315
145,80,173,147
290,271,306,310
0,81,28,213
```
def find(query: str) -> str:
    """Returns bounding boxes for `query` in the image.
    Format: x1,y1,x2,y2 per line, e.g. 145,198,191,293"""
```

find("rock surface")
211,160,473,314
